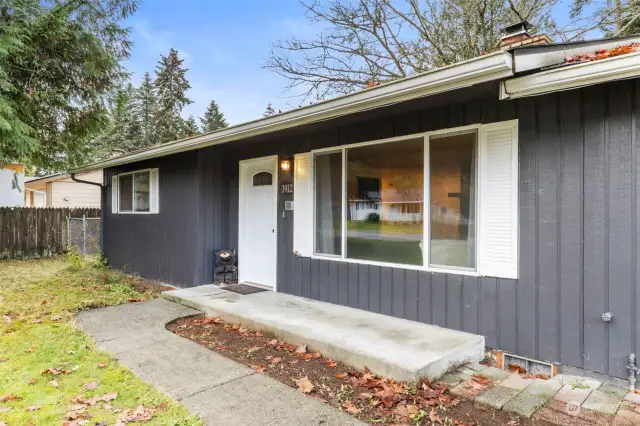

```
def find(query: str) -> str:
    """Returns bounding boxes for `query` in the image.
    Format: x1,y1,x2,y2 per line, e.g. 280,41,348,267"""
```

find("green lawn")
0,256,201,425
346,238,423,265
346,220,423,235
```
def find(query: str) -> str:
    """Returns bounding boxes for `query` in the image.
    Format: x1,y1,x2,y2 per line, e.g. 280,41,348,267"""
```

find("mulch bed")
167,316,554,426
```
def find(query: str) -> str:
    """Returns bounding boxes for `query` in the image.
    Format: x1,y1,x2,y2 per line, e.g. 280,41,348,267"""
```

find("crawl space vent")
501,352,554,376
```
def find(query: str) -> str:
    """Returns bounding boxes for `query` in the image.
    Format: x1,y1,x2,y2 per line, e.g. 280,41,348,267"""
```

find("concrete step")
162,285,485,382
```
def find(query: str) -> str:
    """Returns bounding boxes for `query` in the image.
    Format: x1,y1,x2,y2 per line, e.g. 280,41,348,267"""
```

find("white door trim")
238,155,279,290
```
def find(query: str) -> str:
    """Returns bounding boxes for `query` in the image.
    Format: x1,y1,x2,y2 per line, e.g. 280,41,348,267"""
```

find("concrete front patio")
162,285,485,382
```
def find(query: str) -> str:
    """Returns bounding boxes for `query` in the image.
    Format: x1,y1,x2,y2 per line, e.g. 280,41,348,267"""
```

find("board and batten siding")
104,78,640,380
103,151,201,287
273,79,640,380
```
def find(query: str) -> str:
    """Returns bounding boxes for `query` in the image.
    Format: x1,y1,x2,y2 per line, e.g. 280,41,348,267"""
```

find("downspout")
70,173,106,254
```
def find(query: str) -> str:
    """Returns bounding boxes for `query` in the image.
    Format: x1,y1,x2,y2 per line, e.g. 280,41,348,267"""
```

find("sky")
122,0,596,127
123,0,315,127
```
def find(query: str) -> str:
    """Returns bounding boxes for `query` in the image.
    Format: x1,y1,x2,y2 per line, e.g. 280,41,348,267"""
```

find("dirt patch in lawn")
168,316,554,426
125,276,174,297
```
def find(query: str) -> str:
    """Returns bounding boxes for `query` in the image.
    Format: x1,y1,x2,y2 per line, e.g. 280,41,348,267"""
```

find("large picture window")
301,120,518,278
310,133,477,270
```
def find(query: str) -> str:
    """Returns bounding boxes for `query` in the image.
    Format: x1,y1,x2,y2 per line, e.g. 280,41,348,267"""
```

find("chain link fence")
68,216,102,256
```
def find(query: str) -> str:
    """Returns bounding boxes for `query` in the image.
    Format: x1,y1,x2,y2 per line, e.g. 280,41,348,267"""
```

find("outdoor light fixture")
280,159,291,171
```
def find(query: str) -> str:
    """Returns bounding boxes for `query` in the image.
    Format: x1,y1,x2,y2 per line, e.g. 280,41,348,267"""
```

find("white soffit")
501,51,640,99
72,51,513,173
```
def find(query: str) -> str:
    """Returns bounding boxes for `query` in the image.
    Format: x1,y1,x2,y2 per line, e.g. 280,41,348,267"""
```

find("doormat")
222,284,269,295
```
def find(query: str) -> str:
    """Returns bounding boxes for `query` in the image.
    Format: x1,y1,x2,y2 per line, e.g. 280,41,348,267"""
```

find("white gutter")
501,50,640,99
72,51,513,173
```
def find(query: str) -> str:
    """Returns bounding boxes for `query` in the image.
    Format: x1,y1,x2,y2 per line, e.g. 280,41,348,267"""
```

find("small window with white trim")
112,168,159,214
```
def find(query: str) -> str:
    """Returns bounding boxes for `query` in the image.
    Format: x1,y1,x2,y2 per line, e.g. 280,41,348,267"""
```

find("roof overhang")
500,50,640,99
71,51,513,173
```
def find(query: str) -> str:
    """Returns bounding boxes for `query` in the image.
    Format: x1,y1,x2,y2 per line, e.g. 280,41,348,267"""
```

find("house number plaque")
281,183,293,194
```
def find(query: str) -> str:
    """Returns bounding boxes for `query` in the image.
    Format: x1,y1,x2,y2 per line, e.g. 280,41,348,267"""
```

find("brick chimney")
498,21,551,50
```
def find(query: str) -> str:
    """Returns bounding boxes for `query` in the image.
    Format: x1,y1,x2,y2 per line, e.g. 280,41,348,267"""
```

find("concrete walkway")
76,299,364,426
162,285,485,382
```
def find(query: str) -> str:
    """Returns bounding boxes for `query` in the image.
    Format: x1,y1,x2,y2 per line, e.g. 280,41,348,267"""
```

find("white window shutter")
478,120,518,279
111,175,118,214
149,168,160,214
293,153,313,257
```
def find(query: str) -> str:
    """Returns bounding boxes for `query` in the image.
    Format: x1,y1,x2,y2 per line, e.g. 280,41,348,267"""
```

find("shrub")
65,246,84,270
365,212,380,223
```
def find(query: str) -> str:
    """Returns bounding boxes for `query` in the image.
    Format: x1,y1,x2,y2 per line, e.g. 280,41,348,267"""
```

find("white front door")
239,156,278,289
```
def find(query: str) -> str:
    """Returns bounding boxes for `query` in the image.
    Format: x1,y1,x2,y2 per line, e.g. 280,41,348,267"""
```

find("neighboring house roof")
24,173,65,185
71,35,640,174
25,170,102,186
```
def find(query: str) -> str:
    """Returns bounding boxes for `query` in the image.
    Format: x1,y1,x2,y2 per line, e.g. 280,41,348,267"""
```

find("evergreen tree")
153,48,192,143
132,72,157,148
93,83,141,157
183,115,199,137
200,100,228,132
263,102,277,117
0,0,138,170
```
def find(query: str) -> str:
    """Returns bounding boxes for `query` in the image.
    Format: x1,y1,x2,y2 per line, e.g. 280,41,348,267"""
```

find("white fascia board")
72,51,513,173
501,51,640,100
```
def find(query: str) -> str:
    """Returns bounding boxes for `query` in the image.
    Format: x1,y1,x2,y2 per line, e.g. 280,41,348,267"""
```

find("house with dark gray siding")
72,26,640,384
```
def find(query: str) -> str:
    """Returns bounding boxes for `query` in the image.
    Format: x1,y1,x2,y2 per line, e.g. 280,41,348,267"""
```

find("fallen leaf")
0,394,22,402
0,357,7,362
64,407,89,421
472,374,490,386
294,344,307,354
324,360,337,368
429,408,443,424
294,376,314,394
50,379,60,388
27,347,36,353
2,315,11,324
101,392,118,402
335,373,347,379
0,407,11,413
120,405,154,422
267,339,278,346
394,403,419,419
42,367,61,375
26,405,39,412
83,382,99,390
97,362,107,368
157,401,169,411
50,314,62,321
255,331,263,337
342,401,361,414
128,298,142,302
27,378,36,385
247,346,263,353
288,359,299,364
251,364,266,373
270,357,282,364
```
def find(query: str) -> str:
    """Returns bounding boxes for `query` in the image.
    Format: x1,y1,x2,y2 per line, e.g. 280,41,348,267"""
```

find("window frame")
116,168,156,215
310,123,484,276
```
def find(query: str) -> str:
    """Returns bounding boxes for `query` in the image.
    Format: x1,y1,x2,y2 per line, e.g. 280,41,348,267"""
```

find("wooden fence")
0,208,100,259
